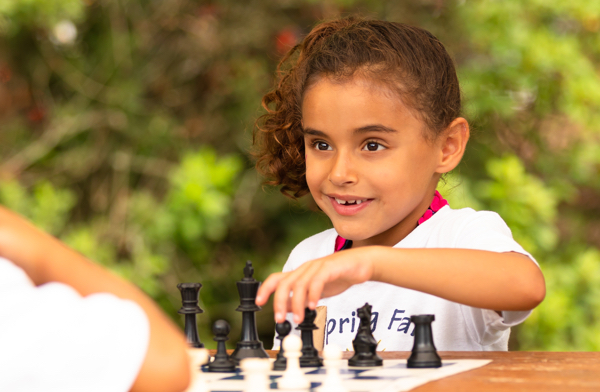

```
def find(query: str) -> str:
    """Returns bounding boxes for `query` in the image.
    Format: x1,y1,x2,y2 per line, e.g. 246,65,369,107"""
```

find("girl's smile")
302,77,454,247
328,194,373,216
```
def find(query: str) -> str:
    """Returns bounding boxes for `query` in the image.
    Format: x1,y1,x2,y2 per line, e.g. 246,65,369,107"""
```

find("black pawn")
348,303,383,367
297,308,323,367
208,320,236,372
407,314,442,368
273,320,292,370
230,261,268,363
177,283,204,348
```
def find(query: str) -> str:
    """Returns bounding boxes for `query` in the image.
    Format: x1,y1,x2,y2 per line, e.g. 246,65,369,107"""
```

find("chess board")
186,355,491,392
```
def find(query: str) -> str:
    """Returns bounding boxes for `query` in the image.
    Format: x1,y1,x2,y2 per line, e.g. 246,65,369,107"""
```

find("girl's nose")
328,152,358,186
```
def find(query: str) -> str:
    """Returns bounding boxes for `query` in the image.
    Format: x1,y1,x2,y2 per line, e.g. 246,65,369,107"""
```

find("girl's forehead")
302,76,422,123
304,74,398,98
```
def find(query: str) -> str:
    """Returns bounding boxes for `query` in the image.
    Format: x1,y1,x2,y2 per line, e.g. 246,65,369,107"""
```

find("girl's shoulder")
283,228,338,272
414,206,534,260
428,206,511,235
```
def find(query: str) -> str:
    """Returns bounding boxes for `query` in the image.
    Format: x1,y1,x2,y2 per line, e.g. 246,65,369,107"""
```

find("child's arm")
256,246,545,324
0,206,190,392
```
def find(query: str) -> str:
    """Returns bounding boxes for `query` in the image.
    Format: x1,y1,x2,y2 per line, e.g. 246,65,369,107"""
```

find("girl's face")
302,77,447,247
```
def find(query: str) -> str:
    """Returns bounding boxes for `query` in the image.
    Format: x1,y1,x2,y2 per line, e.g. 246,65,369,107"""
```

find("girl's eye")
363,142,385,151
314,141,332,151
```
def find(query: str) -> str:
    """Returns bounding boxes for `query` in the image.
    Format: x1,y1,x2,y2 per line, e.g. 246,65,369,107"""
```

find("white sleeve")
0,258,150,392
454,212,540,346
454,211,536,262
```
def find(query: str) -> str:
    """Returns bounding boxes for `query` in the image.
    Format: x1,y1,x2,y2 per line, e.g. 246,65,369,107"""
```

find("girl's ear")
436,117,469,174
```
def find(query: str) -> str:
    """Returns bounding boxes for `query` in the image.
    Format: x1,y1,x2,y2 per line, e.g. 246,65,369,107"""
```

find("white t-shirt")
278,206,539,351
0,257,150,392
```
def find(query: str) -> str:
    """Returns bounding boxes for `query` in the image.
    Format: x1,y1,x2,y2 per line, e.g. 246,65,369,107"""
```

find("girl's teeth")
334,198,365,205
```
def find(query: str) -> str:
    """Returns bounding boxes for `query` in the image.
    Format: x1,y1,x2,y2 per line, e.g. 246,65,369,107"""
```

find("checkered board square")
192,359,491,392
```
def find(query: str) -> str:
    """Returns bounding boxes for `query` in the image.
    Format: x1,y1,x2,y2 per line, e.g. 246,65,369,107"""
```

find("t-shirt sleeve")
452,212,540,347
453,211,536,262
0,258,150,392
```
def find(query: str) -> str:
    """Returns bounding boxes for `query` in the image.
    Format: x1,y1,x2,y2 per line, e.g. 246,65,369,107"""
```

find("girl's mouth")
334,198,366,205
329,196,372,216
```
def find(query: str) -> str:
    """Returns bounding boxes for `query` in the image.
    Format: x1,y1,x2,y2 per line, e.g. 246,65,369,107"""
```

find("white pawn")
187,348,210,392
240,358,271,392
317,344,347,392
277,334,310,390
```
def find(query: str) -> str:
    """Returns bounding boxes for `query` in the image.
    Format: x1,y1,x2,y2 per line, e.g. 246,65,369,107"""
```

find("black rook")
177,282,204,348
407,314,442,368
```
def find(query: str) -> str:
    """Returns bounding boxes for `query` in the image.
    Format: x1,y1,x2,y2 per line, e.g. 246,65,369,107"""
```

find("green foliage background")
1,0,599,350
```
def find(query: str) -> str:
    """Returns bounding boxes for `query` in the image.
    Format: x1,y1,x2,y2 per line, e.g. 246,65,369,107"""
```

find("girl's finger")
255,272,284,306
307,274,327,308
289,260,325,322
272,274,296,323
289,279,309,324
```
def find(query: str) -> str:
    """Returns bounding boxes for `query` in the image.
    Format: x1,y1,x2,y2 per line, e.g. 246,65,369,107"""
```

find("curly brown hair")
253,17,461,199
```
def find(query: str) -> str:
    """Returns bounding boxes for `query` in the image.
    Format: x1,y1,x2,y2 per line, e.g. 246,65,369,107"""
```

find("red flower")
275,28,298,55
27,106,45,122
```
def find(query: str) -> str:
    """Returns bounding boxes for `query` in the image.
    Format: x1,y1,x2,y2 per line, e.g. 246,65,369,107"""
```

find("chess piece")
407,314,442,368
208,320,236,372
317,344,347,392
297,307,323,367
240,358,271,392
177,282,204,348
277,335,310,390
188,348,210,392
273,320,292,370
348,303,383,367
230,261,269,363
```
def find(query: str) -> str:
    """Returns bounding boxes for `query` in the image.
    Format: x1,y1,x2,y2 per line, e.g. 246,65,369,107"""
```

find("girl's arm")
0,206,191,392
256,246,545,324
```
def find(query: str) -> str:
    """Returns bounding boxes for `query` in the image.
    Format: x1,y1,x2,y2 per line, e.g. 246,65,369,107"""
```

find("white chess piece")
277,334,311,390
317,344,347,392
186,348,210,392
240,358,271,392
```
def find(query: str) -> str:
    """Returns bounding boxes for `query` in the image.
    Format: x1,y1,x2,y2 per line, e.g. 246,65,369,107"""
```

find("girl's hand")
255,247,374,324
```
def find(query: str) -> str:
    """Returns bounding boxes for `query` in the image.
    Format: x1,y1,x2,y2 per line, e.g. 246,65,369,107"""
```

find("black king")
230,260,269,363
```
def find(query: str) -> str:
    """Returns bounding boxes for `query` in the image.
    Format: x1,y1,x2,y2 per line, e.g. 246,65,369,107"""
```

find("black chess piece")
297,307,323,367
177,282,204,348
230,261,269,363
348,303,383,367
407,314,442,368
272,320,292,370
208,320,237,372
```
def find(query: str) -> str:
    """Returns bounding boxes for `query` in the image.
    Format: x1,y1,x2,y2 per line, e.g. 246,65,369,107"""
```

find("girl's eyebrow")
302,127,326,136
302,125,398,136
355,124,398,134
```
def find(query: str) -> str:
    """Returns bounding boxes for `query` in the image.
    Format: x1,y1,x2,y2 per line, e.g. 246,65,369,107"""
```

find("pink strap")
418,190,448,225
334,235,347,252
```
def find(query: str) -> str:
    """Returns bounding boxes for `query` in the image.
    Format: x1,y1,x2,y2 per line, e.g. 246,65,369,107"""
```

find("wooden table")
264,350,600,391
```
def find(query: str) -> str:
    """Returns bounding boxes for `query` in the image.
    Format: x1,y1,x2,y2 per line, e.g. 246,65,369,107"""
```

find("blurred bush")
1,0,599,350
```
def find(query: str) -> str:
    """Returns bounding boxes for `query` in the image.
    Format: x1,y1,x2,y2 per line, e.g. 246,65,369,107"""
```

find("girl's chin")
332,226,372,242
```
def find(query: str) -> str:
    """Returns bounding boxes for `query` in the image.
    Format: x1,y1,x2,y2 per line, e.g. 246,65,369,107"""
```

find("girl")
254,17,545,351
